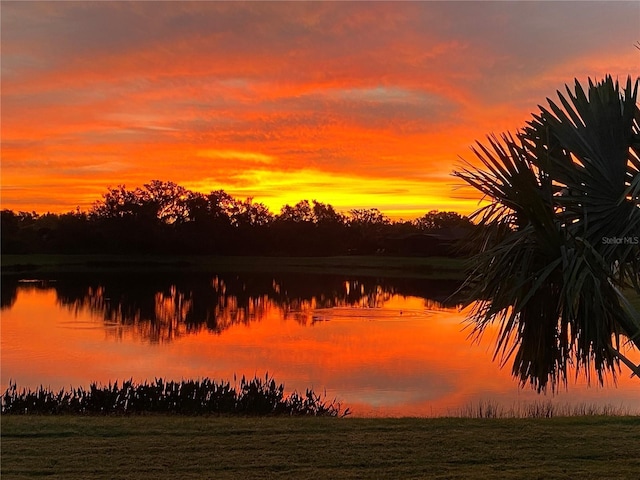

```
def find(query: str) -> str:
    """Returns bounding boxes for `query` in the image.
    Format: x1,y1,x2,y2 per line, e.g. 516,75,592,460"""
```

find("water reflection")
2,274,639,416
1,274,462,343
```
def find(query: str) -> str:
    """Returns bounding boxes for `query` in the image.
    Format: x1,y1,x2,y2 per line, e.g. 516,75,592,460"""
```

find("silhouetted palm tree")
454,75,640,391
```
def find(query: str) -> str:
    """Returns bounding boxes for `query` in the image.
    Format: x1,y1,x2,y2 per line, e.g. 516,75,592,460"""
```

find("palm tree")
454,75,640,391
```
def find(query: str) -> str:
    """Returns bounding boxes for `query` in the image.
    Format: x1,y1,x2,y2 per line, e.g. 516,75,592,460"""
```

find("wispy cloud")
197,149,274,164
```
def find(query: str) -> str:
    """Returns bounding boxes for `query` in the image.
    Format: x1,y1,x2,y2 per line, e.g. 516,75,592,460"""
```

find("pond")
2,272,639,416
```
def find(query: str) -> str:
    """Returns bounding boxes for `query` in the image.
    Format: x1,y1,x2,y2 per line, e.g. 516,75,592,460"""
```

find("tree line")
1,180,475,256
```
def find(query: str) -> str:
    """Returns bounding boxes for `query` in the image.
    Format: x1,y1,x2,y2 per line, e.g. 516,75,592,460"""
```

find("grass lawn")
0,254,467,279
2,416,640,479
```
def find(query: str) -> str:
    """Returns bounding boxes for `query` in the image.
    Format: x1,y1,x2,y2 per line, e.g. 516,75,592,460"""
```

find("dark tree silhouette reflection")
2,273,463,343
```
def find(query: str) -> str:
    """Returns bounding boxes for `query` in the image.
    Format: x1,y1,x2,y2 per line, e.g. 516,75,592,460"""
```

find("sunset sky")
2,1,638,219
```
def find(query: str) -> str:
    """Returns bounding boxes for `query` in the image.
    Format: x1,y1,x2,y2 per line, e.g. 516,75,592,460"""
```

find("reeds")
1,374,350,417
452,400,635,418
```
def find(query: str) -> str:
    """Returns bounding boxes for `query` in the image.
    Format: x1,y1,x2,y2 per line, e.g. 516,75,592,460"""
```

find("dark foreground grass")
2,416,640,479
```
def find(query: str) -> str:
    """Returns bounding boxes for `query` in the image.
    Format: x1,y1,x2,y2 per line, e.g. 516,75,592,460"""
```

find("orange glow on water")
3,285,639,416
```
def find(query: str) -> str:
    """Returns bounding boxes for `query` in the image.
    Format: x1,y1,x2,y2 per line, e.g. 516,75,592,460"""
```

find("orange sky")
2,1,639,219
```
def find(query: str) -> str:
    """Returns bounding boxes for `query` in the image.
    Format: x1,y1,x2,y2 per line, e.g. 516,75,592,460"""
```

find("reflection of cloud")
335,368,456,407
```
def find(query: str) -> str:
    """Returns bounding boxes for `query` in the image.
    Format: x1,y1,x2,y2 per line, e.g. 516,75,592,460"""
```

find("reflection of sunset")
3,285,638,417
42,274,442,343
2,2,637,217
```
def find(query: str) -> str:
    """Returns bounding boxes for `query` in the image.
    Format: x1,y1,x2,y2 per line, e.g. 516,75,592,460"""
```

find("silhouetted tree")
414,210,474,231
312,200,346,226
277,200,314,223
141,180,190,224
91,185,145,219
348,208,389,226
233,198,273,227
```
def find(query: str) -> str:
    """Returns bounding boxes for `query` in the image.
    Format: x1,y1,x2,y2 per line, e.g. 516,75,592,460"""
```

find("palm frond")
454,75,640,390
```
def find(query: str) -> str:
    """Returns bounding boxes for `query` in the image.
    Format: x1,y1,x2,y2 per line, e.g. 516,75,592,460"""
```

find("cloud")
1,1,637,216
197,149,274,164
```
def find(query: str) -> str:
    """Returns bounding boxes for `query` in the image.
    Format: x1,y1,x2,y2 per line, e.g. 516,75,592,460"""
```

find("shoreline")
0,254,468,279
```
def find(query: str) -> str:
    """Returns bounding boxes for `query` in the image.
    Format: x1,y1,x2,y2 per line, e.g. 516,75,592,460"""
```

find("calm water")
2,272,639,416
